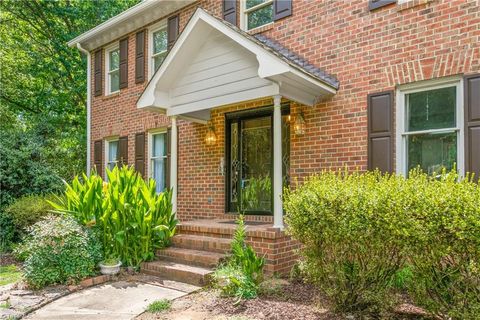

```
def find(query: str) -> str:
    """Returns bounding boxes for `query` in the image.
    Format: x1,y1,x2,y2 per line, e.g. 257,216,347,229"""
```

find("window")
106,139,119,176
149,24,168,78
397,78,464,177
106,45,120,94
242,0,274,31
149,132,167,193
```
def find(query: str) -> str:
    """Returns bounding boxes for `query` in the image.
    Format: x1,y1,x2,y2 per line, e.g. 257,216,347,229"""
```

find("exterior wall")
90,0,480,219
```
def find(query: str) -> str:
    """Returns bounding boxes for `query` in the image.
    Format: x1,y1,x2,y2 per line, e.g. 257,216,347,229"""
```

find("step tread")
143,260,213,275
159,247,227,259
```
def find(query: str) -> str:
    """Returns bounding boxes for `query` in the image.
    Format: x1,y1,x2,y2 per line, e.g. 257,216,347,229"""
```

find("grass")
0,300,11,309
0,265,22,286
146,299,171,313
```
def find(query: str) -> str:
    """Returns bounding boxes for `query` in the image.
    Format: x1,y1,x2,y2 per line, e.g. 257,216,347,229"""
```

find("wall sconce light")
205,123,217,145
294,110,306,136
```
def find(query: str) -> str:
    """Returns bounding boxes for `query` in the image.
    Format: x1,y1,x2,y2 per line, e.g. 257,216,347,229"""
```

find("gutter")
76,43,92,176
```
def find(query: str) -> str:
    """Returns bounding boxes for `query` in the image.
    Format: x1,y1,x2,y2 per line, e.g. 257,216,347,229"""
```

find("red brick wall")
90,0,480,222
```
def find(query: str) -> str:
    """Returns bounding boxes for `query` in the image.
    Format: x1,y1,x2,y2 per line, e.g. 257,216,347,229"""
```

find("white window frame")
105,43,120,95
240,0,274,31
148,20,168,80
105,137,119,179
148,129,168,192
396,77,464,176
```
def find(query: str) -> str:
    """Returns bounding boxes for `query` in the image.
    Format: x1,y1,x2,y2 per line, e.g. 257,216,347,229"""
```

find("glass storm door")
227,108,290,215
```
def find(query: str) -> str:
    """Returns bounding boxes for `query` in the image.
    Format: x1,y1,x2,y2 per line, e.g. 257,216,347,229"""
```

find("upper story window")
105,45,120,94
149,23,168,79
242,0,274,31
397,78,464,177
149,131,167,193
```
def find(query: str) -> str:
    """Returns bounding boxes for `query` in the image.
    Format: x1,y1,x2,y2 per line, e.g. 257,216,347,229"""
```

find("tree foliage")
0,0,139,209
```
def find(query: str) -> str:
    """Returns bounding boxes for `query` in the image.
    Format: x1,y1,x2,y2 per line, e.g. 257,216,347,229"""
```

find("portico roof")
137,8,339,123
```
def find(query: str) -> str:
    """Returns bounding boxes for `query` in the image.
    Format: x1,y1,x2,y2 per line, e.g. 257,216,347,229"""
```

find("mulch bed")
0,253,21,267
209,281,340,320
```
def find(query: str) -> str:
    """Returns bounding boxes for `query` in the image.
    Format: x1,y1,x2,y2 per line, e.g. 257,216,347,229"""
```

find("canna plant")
50,166,177,268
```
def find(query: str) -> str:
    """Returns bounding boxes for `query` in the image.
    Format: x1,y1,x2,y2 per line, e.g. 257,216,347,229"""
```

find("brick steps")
141,261,212,286
156,247,227,268
172,234,232,253
140,221,235,287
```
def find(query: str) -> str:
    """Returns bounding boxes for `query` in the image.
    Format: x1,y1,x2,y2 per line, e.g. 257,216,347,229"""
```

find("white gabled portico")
137,8,337,228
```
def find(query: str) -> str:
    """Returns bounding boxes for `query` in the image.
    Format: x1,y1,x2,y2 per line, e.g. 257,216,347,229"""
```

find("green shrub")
50,165,177,268
213,215,264,300
15,215,102,289
5,195,55,237
146,299,171,313
0,211,15,252
283,169,480,318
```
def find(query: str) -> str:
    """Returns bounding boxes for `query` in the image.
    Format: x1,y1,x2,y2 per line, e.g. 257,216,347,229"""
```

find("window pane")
407,132,457,176
246,0,266,9
108,141,118,169
153,52,167,72
110,70,119,92
109,49,119,70
153,29,167,54
152,158,166,193
152,133,166,157
406,86,456,131
247,4,273,30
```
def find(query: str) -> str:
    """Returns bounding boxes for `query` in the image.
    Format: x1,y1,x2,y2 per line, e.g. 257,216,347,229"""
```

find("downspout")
76,43,92,176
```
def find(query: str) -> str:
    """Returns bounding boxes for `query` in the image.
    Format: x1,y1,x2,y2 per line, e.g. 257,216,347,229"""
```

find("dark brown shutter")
367,91,393,173
167,15,179,50
119,38,128,89
464,74,480,180
93,140,103,177
273,0,292,21
166,128,172,189
118,136,128,167
223,0,237,25
135,133,146,177
368,0,396,11
94,50,102,96
135,30,146,84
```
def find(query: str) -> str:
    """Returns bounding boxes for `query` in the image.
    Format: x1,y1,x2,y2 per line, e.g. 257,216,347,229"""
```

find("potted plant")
99,258,122,275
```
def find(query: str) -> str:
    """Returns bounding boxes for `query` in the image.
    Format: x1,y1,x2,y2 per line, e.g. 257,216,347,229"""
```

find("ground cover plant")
0,265,22,286
213,215,265,300
146,299,171,313
50,165,177,268
284,169,480,319
14,215,102,289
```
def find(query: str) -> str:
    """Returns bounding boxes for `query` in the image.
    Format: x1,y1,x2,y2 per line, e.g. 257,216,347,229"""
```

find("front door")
226,106,290,214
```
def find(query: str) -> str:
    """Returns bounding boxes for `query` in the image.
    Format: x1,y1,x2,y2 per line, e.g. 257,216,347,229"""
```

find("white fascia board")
166,83,280,117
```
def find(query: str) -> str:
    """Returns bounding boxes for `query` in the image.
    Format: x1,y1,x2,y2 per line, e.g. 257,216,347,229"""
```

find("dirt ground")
136,280,341,320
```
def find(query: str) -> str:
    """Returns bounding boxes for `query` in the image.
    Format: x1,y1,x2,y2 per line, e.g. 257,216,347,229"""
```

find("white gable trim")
137,8,336,122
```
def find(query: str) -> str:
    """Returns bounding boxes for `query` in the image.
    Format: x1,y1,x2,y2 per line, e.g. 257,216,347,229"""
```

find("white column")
273,95,284,229
170,116,178,215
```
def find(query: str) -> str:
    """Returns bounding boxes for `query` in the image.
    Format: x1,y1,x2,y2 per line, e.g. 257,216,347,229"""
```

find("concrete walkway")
24,281,190,320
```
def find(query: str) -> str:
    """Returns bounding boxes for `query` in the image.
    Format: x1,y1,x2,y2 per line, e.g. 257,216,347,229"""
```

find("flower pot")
99,261,122,275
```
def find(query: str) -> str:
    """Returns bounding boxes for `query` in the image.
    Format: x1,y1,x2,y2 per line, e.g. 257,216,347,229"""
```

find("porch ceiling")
137,8,339,124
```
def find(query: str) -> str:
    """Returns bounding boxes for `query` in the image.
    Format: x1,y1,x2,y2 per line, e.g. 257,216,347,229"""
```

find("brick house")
69,0,480,282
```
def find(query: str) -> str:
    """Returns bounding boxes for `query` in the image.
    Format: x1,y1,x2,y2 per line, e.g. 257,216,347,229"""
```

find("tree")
0,0,139,208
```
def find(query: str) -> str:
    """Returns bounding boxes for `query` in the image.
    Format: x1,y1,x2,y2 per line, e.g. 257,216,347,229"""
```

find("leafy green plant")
146,299,171,313
50,165,177,268
5,195,55,237
283,169,480,318
15,215,102,289
213,215,265,300
0,211,15,252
